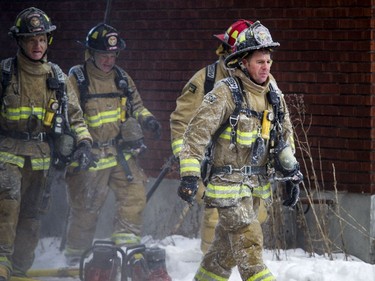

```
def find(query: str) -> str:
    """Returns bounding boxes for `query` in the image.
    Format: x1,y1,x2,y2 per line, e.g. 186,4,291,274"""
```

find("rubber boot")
0,264,10,281
144,247,172,281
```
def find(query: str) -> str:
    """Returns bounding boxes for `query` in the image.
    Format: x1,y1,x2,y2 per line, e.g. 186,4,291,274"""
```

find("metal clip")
240,165,252,176
229,115,239,127
225,165,234,174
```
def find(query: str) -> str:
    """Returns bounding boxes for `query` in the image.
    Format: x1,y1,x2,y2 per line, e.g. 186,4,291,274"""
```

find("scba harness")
69,64,133,118
69,64,138,181
0,57,75,167
201,76,284,186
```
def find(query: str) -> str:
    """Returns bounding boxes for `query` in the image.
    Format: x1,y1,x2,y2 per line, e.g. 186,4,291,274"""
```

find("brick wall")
0,0,374,194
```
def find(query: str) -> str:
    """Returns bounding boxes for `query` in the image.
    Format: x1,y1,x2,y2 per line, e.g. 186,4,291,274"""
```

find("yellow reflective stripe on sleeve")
31,157,50,170
74,126,88,134
195,266,228,281
73,127,91,140
134,108,152,121
171,138,183,156
205,183,252,199
252,182,271,200
180,158,200,174
1,106,44,121
0,152,25,168
219,127,258,146
247,268,275,281
84,108,121,128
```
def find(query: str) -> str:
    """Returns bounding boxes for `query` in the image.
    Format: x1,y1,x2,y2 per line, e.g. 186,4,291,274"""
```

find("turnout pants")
0,160,48,275
194,197,275,281
197,180,269,255
65,157,147,252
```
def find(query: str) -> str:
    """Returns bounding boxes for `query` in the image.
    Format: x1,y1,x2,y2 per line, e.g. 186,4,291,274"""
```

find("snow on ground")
32,235,375,281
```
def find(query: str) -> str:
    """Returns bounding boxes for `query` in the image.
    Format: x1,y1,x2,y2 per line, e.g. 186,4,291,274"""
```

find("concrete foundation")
41,178,375,264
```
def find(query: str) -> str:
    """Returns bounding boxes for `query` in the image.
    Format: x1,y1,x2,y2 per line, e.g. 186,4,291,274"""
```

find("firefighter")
0,7,94,281
170,19,275,254
177,21,303,280
64,22,171,281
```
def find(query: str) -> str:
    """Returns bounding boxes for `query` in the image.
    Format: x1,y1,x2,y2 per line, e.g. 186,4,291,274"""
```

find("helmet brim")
14,25,56,37
213,33,232,48
80,38,126,52
213,33,225,42
224,42,280,68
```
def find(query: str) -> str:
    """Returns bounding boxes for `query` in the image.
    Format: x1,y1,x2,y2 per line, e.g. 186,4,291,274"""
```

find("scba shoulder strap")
1,57,16,97
204,61,218,95
70,64,131,103
49,63,65,84
69,65,88,98
223,76,245,147
1,58,66,98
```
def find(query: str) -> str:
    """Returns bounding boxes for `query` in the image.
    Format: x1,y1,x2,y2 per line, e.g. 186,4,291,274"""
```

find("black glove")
290,170,303,185
72,140,98,172
144,117,161,139
283,181,300,208
178,176,198,204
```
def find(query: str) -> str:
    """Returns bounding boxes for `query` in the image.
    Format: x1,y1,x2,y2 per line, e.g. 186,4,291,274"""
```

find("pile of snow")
32,235,375,281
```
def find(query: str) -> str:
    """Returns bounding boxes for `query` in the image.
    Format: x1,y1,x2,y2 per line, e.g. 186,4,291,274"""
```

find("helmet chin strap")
91,56,101,71
238,55,265,86
238,61,251,80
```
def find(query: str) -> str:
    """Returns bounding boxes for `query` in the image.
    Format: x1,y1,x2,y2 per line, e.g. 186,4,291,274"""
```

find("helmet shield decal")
253,24,274,46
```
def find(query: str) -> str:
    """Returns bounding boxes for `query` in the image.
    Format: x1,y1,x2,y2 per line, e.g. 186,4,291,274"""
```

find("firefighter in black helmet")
171,19,271,255
0,7,93,281
8,6,56,61
64,22,170,280
177,21,302,281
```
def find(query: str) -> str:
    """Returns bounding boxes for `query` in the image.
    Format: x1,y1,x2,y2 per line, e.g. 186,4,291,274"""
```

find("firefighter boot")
145,247,171,281
0,264,10,281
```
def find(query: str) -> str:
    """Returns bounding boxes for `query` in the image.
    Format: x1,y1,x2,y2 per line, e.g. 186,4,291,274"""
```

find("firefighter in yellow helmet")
64,22,171,281
0,7,94,281
170,19,268,254
177,21,303,280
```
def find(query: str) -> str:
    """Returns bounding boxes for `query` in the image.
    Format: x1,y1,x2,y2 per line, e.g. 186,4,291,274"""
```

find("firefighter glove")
290,170,304,185
145,116,161,139
72,140,98,172
178,176,198,204
283,181,300,208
